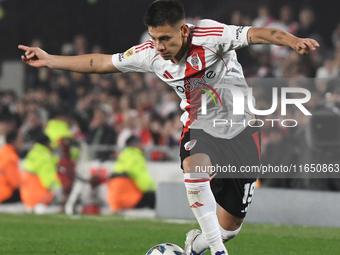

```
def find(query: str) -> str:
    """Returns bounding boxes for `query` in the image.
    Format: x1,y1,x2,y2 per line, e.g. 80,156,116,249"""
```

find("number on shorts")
242,181,256,204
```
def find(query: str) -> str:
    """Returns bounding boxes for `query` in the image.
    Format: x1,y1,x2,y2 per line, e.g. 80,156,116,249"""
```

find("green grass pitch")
0,213,339,255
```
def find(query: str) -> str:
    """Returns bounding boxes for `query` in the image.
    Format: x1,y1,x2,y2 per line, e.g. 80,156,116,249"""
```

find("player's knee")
182,154,212,174
220,224,242,242
182,157,191,173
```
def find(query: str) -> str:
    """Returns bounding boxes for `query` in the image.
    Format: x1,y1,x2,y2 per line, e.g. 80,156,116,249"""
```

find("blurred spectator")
155,90,179,118
129,73,146,92
260,126,296,188
241,14,252,26
73,34,88,55
22,39,49,92
230,10,242,26
20,111,45,157
161,115,178,147
71,72,92,98
332,22,340,48
290,102,340,190
20,134,62,212
13,99,27,128
54,74,77,108
116,109,138,151
295,8,326,76
46,90,61,116
106,136,156,212
269,5,298,59
61,43,75,56
0,130,21,203
271,5,298,34
135,111,153,147
73,93,95,134
149,114,164,146
135,91,154,114
315,55,340,94
252,4,274,28
91,44,104,54
2,89,17,111
45,108,73,149
0,107,15,148
86,106,117,160
325,79,340,105
249,4,274,57
296,8,323,47
44,107,79,197
57,137,81,197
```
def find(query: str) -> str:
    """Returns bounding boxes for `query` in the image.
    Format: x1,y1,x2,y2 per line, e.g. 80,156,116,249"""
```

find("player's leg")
188,204,243,254
184,125,261,254
217,205,243,242
183,153,227,255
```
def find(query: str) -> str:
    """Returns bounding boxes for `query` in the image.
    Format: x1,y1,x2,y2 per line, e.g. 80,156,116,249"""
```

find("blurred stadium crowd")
1,2,340,213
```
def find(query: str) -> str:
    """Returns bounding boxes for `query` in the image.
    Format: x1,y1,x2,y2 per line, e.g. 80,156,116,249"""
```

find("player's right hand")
18,45,49,68
291,38,320,55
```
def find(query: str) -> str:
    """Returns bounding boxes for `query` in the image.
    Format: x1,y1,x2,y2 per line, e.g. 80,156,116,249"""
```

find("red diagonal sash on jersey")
184,45,206,127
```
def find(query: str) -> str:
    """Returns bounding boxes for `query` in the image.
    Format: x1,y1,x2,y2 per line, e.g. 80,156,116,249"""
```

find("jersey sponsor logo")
173,76,219,96
236,26,244,40
183,78,223,107
187,52,202,71
184,139,197,151
125,48,134,58
163,70,173,79
190,201,204,208
118,53,125,62
206,70,216,79
174,86,185,93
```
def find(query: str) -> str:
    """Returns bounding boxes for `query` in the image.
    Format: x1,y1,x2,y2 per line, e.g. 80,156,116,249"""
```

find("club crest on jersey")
187,52,202,71
184,139,197,151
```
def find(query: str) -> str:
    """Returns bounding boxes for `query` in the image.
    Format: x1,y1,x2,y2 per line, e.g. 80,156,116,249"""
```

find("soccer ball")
145,243,185,255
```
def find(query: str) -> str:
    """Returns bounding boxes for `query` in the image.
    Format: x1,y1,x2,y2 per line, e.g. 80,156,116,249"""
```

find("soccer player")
18,0,319,254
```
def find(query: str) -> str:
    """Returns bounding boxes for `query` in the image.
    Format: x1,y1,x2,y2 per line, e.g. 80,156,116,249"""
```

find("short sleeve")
224,25,250,50
192,20,250,53
111,41,156,73
224,25,251,50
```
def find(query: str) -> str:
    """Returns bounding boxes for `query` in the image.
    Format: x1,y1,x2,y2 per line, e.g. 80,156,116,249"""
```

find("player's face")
148,22,189,63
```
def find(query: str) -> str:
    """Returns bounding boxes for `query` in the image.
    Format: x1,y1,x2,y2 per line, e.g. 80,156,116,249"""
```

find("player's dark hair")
144,0,185,27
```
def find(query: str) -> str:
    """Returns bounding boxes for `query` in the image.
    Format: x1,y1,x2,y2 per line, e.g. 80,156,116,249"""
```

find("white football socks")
220,224,242,243
191,224,242,253
191,221,242,253
184,173,227,254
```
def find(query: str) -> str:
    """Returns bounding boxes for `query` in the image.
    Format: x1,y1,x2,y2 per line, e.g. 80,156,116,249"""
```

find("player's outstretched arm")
246,27,320,55
18,45,120,73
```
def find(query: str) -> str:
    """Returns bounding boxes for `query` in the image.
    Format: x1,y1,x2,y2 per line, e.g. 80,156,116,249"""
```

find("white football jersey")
112,19,253,139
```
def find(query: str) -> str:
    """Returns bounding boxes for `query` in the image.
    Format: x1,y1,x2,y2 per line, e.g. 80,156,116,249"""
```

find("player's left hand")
291,38,320,55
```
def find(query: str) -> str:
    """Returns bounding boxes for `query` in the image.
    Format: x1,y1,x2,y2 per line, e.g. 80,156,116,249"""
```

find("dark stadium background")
0,0,338,60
